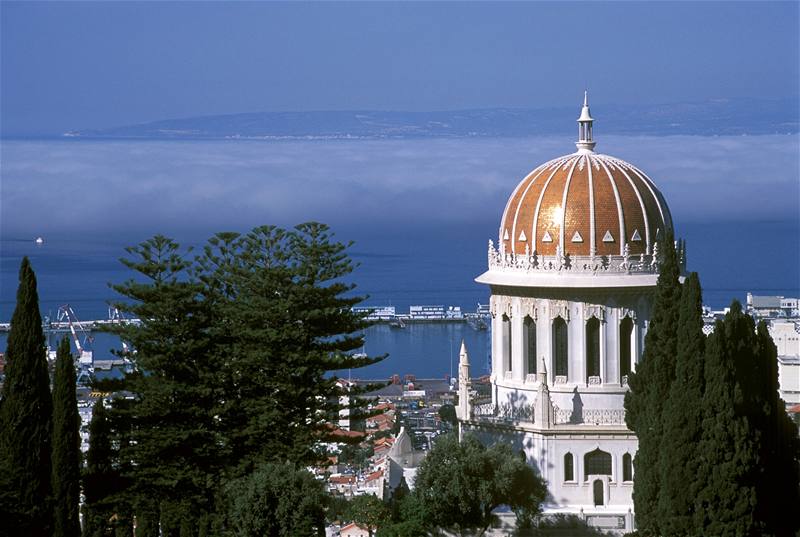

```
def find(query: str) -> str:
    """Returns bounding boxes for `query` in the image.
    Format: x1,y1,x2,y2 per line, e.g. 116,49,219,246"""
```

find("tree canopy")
0,257,53,537
52,337,82,537
624,232,681,535
224,462,327,537
407,433,547,537
625,242,800,536
100,223,383,532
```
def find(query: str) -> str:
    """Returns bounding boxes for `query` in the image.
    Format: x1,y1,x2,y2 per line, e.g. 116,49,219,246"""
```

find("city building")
772,320,800,406
457,93,680,534
747,293,800,318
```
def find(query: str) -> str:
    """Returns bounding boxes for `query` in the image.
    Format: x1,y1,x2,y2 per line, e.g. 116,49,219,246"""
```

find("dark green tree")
52,336,82,537
695,302,760,536
412,433,547,536
0,257,53,537
195,224,381,472
343,494,391,530
105,235,222,531
438,403,457,427
224,462,327,537
377,492,429,537
751,320,800,536
82,399,127,537
624,232,680,534
103,224,383,529
656,272,706,535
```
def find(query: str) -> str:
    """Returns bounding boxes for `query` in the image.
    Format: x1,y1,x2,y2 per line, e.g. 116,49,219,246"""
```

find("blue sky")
2,1,798,135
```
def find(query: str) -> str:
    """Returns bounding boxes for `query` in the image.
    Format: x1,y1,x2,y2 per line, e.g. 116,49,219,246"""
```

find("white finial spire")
576,90,596,153
456,340,472,426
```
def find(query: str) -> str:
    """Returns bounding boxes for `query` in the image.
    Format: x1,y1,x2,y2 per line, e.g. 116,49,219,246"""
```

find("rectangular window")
620,317,633,378
503,315,512,372
586,317,600,379
554,317,568,377
524,316,536,375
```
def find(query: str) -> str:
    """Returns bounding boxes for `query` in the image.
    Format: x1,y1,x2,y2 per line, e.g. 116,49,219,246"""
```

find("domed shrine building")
456,93,684,534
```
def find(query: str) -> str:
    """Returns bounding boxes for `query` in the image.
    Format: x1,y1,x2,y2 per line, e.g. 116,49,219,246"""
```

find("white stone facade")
460,287,652,533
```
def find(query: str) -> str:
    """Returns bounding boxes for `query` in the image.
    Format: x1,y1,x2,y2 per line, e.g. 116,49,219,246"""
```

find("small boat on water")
389,318,406,329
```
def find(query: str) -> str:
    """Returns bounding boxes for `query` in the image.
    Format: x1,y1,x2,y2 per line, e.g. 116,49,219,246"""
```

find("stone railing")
470,402,626,426
487,240,664,275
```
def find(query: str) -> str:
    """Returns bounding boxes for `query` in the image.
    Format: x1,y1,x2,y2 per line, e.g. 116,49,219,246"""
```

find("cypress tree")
657,272,706,535
696,302,759,536
0,257,53,537
752,321,800,536
52,336,82,537
624,232,681,534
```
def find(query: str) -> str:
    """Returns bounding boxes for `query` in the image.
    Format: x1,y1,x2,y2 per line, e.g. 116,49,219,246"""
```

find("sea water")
1,218,798,378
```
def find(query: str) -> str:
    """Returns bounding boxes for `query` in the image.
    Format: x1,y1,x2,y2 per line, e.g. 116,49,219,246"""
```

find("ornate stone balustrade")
487,240,667,275
470,401,626,426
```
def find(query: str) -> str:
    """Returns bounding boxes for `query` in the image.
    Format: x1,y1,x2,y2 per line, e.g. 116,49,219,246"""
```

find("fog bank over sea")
1,134,797,238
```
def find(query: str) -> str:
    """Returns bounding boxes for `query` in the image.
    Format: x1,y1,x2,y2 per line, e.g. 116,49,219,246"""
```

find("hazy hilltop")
64,98,798,140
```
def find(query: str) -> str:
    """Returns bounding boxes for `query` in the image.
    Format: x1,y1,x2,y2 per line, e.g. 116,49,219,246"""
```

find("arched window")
502,314,512,372
584,449,612,480
553,317,568,377
620,316,633,379
586,317,600,380
564,452,574,481
623,453,633,482
524,316,537,375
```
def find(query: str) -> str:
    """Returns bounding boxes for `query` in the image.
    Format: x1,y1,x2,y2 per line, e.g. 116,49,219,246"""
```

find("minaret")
456,340,472,427
576,90,596,153
535,356,555,429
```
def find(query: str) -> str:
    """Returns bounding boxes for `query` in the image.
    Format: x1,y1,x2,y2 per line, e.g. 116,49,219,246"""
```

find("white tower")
456,340,472,426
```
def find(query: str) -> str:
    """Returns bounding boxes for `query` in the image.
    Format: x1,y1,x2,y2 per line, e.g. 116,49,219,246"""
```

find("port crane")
108,306,133,355
57,304,94,366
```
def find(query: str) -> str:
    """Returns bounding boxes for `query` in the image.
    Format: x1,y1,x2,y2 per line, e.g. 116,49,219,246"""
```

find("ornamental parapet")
470,402,626,426
487,239,669,275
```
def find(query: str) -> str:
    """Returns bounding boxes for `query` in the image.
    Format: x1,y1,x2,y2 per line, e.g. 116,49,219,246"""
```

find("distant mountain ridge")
65,98,798,140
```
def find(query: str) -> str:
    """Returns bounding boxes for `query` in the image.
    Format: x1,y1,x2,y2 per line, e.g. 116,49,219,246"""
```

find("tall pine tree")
52,336,82,537
0,257,53,537
656,272,705,535
624,232,681,534
105,235,223,532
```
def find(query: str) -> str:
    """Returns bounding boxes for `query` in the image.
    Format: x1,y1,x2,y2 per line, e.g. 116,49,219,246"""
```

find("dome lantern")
576,90,596,152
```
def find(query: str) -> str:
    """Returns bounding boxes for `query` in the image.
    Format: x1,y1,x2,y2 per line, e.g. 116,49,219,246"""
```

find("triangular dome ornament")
602,230,615,243
503,229,509,241
542,231,553,243
571,231,583,243
630,229,642,242
518,230,527,242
